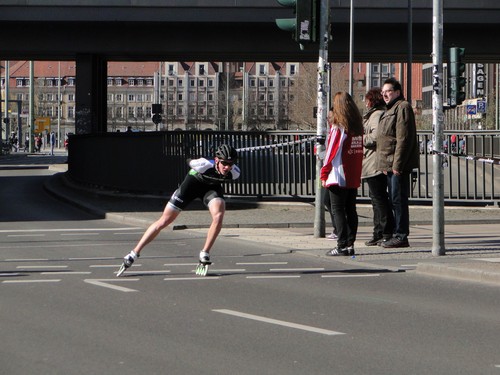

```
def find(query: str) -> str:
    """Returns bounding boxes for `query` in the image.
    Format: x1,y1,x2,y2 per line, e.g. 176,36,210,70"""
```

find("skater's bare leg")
132,205,180,256
201,198,225,254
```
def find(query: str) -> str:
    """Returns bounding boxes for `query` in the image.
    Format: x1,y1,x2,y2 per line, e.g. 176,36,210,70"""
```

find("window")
129,79,135,86
68,106,74,118
107,78,113,86
128,107,135,118
114,78,122,86
128,94,135,102
17,93,23,101
190,79,196,87
137,107,144,118
178,93,183,101
289,64,297,75
46,93,54,101
136,94,143,102
250,79,256,87
137,79,144,86
115,94,122,102
198,64,206,75
145,94,152,102
259,93,266,101
208,79,214,87
168,64,175,75
259,79,266,87
116,107,123,118
178,79,183,87
16,78,24,87
198,79,205,87
208,93,214,101
258,63,267,75
146,79,153,86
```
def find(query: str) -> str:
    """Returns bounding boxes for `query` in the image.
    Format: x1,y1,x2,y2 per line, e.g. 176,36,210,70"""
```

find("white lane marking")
213,309,345,336
475,258,500,263
164,277,220,281
163,263,197,266
202,269,246,273
246,276,301,279
0,273,22,277
0,227,140,233
321,274,381,278
84,279,139,292
60,233,99,236
90,264,141,268
6,258,48,262
7,234,46,238
69,257,116,261
236,262,288,265
41,272,92,275
3,279,61,284
117,270,171,275
269,268,325,272
17,265,68,269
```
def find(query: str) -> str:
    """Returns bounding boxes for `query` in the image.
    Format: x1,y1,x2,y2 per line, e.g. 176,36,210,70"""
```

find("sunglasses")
219,160,234,167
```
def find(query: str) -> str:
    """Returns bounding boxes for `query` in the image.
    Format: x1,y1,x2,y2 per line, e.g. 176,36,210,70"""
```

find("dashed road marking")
213,309,345,336
84,278,139,292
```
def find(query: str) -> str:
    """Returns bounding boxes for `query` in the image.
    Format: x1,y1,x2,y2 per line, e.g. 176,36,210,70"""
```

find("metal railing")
69,130,500,205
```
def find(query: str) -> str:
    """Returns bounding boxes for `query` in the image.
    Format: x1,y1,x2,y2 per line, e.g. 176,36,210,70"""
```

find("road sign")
477,100,487,113
466,105,477,115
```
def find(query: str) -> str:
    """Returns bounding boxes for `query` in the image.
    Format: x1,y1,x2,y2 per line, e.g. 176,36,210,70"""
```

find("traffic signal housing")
447,47,466,107
275,0,317,45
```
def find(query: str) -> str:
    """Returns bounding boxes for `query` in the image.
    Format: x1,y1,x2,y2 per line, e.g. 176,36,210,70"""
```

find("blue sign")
467,105,477,115
477,100,487,113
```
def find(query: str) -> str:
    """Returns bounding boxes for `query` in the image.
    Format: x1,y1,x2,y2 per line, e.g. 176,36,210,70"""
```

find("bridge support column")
75,54,107,134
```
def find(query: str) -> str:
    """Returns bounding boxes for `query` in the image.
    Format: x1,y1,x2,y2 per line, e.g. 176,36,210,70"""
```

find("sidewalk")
45,167,500,286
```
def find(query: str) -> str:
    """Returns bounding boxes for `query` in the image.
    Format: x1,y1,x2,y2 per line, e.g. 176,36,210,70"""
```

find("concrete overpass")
1,0,498,135
0,0,499,63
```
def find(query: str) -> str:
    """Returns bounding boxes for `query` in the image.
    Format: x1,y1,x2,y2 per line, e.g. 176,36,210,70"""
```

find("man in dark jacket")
376,78,419,248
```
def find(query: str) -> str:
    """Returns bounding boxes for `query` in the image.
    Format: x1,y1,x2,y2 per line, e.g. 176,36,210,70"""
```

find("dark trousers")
386,172,410,240
366,174,394,239
323,187,336,232
328,185,358,248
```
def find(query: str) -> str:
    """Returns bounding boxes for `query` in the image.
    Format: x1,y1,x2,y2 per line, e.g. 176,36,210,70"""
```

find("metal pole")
5,61,10,143
496,63,499,130
348,0,354,96
314,0,329,238
29,61,35,153
226,62,230,131
407,0,413,104
57,61,61,148
432,0,445,256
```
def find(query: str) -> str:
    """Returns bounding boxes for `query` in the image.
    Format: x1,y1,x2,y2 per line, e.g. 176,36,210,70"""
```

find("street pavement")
42,161,500,287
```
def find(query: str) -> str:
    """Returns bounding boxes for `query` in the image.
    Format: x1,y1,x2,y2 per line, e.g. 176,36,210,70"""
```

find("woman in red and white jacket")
321,92,364,256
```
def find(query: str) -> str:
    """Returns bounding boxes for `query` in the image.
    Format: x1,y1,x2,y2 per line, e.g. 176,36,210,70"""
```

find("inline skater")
117,144,240,276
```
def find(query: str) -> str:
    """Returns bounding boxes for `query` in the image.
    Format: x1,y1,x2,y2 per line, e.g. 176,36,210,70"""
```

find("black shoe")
325,246,349,256
346,245,355,256
364,236,382,246
381,237,410,248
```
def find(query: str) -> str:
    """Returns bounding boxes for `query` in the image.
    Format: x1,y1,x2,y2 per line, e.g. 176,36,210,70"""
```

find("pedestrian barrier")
68,130,500,205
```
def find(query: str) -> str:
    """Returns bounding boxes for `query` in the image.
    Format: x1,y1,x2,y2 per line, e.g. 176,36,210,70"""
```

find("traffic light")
447,47,466,107
275,0,317,45
151,103,162,125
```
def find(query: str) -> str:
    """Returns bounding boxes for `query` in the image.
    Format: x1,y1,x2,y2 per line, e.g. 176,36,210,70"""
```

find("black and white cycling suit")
167,158,241,212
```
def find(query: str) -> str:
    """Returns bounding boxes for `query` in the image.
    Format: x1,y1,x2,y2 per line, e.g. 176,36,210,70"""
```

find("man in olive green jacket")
376,78,419,248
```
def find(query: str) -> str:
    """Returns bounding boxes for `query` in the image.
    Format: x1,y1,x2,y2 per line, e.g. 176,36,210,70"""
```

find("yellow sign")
35,117,51,133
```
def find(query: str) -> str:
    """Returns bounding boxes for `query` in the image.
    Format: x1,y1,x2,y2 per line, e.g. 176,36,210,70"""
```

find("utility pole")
432,0,445,256
313,0,330,238
29,61,35,153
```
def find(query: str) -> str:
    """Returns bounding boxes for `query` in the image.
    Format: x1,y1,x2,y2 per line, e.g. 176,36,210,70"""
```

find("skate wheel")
117,264,126,277
195,263,209,277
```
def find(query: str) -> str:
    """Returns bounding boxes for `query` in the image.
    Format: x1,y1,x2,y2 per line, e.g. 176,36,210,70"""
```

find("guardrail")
68,130,500,205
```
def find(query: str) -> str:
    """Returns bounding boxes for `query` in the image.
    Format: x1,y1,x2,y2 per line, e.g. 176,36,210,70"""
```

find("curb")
415,262,500,286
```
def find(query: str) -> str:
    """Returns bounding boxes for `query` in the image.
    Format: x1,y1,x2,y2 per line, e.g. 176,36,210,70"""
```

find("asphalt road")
1,154,500,374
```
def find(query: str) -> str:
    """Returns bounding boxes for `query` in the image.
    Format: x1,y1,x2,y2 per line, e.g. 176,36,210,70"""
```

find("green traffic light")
276,18,296,32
